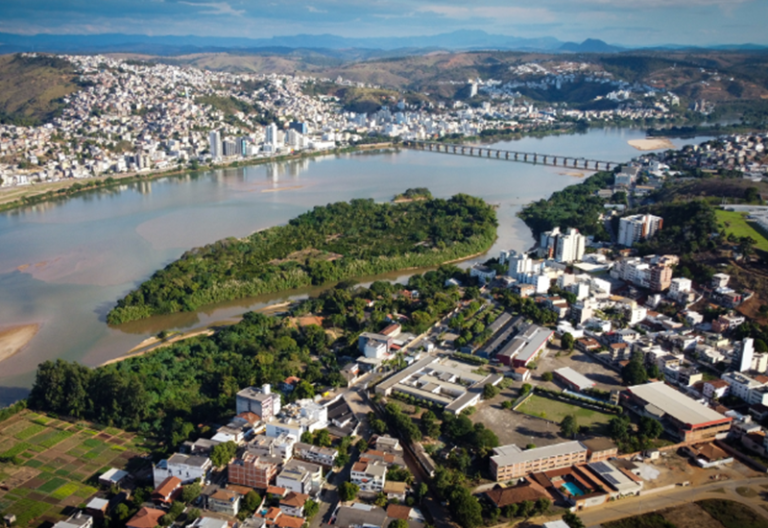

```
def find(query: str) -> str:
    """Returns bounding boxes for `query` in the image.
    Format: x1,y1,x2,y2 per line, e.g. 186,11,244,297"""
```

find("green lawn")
517,394,615,430
697,499,768,528
716,209,768,251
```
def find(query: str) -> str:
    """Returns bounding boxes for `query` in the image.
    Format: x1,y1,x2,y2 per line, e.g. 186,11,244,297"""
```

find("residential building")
153,454,212,487
276,459,323,495
722,372,763,401
279,492,309,518
53,513,93,528
247,433,295,462
734,338,755,373
351,459,387,492
237,385,282,423
209,131,222,160
266,400,328,440
669,278,692,299
553,367,595,392
703,379,730,400
581,438,618,463
126,508,165,528
489,441,588,481
469,264,496,284
618,214,663,247
293,442,338,467
484,480,552,509
228,452,279,489
358,333,391,359
208,489,240,516
507,251,534,278
382,481,407,502
152,476,182,504
539,227,586,263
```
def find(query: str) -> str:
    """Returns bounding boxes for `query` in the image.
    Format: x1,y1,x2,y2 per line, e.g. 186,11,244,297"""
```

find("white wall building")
540,227,586,263
153,454,212,487
618,214,663,247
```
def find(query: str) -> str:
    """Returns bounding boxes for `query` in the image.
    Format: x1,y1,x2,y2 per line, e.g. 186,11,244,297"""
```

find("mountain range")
0,30,764,56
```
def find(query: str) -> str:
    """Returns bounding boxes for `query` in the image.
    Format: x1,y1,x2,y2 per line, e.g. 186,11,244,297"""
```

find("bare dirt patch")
661,502,726,528
269,248,343,265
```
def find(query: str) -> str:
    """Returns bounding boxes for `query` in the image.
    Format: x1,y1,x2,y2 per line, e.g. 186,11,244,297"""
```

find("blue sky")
0,0,765,46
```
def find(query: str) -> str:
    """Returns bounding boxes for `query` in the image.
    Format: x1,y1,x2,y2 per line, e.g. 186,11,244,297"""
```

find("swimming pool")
562,481,585,497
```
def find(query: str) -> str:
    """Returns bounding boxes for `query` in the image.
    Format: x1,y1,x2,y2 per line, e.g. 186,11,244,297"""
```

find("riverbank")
0,142,397,214
0,324,40,364
628,138,676,151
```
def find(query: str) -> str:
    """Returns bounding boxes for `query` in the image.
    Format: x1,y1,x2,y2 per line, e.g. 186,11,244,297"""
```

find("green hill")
0,54,80,126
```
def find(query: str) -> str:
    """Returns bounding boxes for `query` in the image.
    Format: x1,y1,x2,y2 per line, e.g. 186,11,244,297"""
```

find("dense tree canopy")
108,192,497,324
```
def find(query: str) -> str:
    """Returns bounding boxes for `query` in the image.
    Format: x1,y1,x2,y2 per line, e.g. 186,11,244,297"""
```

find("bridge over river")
403,140,619,171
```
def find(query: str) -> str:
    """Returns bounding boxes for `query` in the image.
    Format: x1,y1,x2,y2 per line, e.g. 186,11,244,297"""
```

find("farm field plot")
0,410,151,528
516,394,615,433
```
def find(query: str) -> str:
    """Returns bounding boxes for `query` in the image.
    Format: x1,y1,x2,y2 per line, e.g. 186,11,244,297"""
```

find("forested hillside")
107,193,497,324
0,54,80,126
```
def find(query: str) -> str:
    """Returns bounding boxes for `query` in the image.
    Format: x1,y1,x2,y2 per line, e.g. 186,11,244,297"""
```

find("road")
578,476,768,527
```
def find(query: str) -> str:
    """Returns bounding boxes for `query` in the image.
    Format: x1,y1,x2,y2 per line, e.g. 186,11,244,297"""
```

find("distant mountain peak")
559,38,624,53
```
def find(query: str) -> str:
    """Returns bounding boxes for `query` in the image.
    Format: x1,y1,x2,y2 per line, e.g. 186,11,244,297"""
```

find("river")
0,128,712,402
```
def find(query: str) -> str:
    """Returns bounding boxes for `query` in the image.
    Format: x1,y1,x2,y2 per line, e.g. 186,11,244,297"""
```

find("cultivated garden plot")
0,410,150,528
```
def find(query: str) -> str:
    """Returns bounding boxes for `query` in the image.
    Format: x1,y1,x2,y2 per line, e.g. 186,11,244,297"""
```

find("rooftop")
491,441,587,468
627,382,728,426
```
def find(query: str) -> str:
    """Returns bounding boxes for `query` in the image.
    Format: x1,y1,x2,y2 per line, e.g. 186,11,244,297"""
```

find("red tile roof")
127,508,165,528
386,505,411,520
152,476,181,501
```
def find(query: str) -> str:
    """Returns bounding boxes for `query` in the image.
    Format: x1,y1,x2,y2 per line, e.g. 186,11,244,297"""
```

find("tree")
501,400,513,410
608,415,631,442
421,410,440,438
561,332,575,351
562,511,586,528
356,438,369,452
243,491,261,512
518,500,534,519
181,481,201,503
560,414,578,439
483,383,500,400
314,428,332,447
639,417,663,440
114,503,131,522
335,453,350,468
339,482,359,502
210,441,237,467
389,520,409,528
621,353,648,385
534,497,551,515
371,418,387,435
375,493,388,508
521,383,532,396
541,371,554,382
186,509,201,523
304,499,319,520
294,380,315,400
416,482,429,502
447,486,483,528
301,431,314,444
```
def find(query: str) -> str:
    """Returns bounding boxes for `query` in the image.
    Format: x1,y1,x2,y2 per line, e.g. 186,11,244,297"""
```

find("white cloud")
178,1,245,16
415,5,557,22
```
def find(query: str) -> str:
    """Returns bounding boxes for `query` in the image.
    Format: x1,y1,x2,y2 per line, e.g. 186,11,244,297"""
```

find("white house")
153,454,212,487
351,459,387,492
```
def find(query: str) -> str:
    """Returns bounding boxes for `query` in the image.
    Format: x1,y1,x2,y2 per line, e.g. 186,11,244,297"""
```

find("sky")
0,0,765,47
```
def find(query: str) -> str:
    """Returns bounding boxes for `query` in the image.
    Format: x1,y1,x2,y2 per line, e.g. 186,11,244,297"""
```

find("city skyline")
1,0,766,48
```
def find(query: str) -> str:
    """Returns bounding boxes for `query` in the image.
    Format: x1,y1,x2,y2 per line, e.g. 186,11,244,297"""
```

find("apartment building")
228,452,279,489
490,441,588,481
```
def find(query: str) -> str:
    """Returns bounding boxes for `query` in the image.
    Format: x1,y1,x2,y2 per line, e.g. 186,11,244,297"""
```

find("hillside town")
0,54,694,188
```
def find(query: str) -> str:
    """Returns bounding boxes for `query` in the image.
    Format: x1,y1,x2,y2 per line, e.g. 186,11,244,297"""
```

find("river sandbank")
0,324,40,363
628,138,676,151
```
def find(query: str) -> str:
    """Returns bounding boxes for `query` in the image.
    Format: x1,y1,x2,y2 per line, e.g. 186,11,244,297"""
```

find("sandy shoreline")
628,138,676,151
0,324,40,363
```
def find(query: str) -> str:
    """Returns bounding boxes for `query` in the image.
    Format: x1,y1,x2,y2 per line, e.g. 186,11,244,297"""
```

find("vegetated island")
107,191,497,324
393,187,433,202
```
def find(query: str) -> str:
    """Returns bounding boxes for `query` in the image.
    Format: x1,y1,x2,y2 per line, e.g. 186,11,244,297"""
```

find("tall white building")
618,214,663,247
209,131,222,160
540,227,586,263
737,338,755,373
669,277,692,299
265,123,281,147
507,251,534,279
